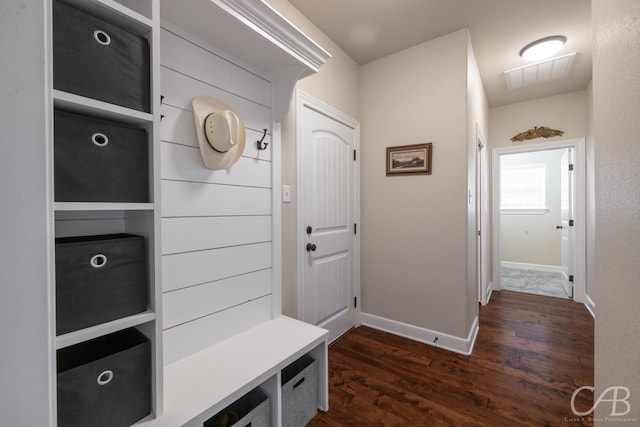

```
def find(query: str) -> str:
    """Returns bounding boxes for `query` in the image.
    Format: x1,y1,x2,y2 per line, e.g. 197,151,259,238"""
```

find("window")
500,164,547,213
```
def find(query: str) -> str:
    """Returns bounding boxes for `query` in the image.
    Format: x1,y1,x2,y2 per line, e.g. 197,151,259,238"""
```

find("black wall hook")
256,128,269,150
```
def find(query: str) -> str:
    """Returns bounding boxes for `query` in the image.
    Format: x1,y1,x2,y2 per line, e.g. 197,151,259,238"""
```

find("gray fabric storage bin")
55,233,148,335
281,355,318,427
203,387,270,427
52,0,151,112
57,328,151,427
54,109,150,203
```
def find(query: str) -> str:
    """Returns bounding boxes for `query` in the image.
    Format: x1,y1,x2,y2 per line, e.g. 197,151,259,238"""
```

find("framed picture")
386,143,432,176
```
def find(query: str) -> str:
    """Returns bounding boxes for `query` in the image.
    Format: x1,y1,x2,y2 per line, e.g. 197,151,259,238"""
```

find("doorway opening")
492,139,586,303
499,148,569,298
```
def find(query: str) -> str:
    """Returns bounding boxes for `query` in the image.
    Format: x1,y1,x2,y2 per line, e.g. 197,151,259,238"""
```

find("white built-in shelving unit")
51,0,164,420
143,0,331,425
2,0,330,425
139,316,328,426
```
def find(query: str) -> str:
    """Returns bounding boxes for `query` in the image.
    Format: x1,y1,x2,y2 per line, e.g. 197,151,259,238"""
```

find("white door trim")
271,121,283,318
477,125,490,305
491,138,586,303
295,89,361,329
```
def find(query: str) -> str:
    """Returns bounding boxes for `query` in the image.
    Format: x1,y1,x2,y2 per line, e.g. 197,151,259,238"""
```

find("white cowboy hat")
192,96,246,170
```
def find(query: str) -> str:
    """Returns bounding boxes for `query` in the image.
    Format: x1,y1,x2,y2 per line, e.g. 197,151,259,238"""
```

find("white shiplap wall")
159,27,274,365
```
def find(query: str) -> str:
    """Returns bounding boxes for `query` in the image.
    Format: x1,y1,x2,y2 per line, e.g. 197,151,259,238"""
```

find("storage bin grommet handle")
91,132,109,147
89,253,108,268
93,30,111,46
293,377,305,389
97,370,114,386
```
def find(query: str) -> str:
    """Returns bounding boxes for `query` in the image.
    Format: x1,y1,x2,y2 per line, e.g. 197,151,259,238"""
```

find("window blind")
500,164,546,209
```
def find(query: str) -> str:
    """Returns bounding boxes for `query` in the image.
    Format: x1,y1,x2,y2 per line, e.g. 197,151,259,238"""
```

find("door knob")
556,225,564,230
306,243,317,252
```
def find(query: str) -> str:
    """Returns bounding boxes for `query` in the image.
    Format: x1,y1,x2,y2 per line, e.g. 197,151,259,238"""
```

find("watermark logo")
571,386,631,417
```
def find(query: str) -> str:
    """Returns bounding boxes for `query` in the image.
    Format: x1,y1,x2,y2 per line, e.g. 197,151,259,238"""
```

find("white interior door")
560,148,574,298
298,95,358,343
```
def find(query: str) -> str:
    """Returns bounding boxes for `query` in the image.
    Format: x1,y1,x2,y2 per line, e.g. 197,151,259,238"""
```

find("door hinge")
353,149,357,161
569,219,574,227
569,163,574,171
569,275,574,283
354,223,357,234
354,296,357,308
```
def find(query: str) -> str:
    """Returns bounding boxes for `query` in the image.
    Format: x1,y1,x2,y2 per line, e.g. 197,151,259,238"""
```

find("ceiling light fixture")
520,35,567,61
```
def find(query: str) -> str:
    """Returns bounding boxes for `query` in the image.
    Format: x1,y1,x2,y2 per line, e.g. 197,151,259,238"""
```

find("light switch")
283,185,291,203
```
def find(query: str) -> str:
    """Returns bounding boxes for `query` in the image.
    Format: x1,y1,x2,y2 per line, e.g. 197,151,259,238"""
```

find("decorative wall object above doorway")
511,126,564,142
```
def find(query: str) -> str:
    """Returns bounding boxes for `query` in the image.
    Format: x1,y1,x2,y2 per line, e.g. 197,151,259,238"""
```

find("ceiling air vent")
504,52,576,91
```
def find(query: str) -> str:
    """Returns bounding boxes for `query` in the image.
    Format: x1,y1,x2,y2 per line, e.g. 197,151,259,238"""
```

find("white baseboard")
361,312,479,355
486,281,493,304
585,294,595,319
501,261,562,273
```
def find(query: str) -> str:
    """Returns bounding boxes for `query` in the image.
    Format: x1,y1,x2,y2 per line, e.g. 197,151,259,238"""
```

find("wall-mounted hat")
192,96,246,170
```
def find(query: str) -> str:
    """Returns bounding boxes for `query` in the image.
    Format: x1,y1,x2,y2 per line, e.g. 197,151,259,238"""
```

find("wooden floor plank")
309,290,594,426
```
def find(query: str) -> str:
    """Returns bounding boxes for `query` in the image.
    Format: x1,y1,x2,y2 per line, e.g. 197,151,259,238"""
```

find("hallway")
309,291,594,426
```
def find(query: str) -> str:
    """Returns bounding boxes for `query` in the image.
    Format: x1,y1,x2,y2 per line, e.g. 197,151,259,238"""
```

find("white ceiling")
287,0,592,107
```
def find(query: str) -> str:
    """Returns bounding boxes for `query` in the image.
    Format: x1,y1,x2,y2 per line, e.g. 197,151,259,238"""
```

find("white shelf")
56,310,156,350
55,202,154,211
60,0,153,33
53,90,154,125
159,0,330,121
136,316,328,426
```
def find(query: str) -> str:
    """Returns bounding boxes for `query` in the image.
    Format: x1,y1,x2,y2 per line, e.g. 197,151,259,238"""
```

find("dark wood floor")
309,290,594,427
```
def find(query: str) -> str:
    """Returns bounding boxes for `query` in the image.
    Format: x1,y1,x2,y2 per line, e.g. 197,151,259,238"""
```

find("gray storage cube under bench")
281,355,319,427
203,387,270,427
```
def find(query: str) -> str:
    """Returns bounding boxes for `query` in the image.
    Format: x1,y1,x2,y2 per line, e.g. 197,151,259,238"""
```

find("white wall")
158,26,275,364
466,32,490,314
0,1,54,425
592,0,640,421
490,91,587,149
499,150,563,267
585,81,595,311
359,29,475,342
264,0,360,318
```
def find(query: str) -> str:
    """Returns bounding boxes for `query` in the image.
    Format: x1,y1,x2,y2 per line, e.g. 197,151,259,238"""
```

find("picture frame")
386,143,432,176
